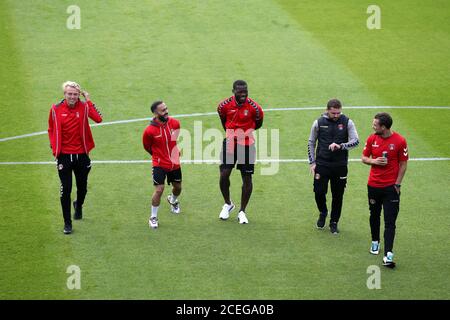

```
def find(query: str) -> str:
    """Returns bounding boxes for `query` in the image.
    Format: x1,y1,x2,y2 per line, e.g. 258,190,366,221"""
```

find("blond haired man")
48,81,103,234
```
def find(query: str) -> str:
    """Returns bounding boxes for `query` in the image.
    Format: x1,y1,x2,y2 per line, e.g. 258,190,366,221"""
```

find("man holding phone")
362,112,408,268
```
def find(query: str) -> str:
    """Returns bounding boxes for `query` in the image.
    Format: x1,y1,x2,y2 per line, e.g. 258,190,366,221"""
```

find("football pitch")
0,0,449,300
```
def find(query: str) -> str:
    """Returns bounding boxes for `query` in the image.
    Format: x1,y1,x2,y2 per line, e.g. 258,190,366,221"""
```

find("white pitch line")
1,158,449,165
0,131,48,142
1,106,449,143
266,106,450,111
91,112,218,128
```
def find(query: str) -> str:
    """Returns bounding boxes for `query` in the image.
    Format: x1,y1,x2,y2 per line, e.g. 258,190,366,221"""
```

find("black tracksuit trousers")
57,153,91,225
368,185,400,255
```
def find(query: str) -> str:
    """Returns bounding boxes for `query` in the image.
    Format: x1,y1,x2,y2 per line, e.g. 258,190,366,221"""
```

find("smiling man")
48,81,103,234
143,101,182,229
362,112,408,268
217,80,264,224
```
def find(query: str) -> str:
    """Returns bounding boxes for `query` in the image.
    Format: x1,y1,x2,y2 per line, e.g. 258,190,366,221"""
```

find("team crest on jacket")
315,173,320,180
244,110,249,116
338,124,344,130
389,144,395,150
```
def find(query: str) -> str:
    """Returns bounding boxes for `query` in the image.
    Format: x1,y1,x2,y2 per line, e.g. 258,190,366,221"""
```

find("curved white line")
0,131,48,142
1,106,449,143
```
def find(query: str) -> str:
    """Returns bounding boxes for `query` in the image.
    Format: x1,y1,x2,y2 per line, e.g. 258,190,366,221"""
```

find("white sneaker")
167,195,180,214
370,241,380,255
382,251,395,268
149,217,158,229
219,202,235,220
237,211,249,224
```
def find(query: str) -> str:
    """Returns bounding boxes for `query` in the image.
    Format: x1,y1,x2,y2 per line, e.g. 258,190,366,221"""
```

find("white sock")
151,206,159,218
171,194,178,203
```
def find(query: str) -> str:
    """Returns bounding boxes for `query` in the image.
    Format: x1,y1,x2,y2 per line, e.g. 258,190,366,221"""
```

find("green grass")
0,0,449,299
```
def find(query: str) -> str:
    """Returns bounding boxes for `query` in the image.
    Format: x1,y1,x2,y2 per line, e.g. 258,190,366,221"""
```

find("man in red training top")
48,81,103,234
362,112,408,268
217,80,264,224
143,101,182,229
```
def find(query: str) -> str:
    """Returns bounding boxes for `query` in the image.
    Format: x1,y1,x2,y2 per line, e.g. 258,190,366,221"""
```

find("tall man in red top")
143,101,182,229
217,80,264,224
48,81,103,234
362,112,408,268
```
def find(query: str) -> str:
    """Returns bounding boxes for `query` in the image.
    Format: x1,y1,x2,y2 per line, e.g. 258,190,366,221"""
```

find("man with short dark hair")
308,99,359,234
362,112,408,268
217,80,264,224
143,101,182,229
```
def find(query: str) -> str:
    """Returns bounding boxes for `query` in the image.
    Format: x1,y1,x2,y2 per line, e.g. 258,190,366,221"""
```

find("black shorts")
152,167,182,186
219,138,256,174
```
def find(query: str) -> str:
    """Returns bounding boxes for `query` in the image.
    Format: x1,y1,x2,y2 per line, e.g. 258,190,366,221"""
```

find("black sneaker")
382,252,396,268
73,200,82,220
316,213,327,229
330,221,339,234
63,223,72,234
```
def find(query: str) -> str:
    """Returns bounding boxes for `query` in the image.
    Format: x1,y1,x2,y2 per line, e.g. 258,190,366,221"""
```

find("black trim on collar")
55,99,65,107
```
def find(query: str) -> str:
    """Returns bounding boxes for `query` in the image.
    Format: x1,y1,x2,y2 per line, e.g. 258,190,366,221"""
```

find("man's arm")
308,120,318,174
329,119,359,151
362,155,373,165
48,107,54,150
83,91,103,123
142,129,153,155
220,117,227,131
396,139,408,185
361,136,386,166
341,119,359,150
172,119,181,140
255,104,264,130
217,101,227,131
395,160,407,188
255,118,263,130
362,155,387,166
